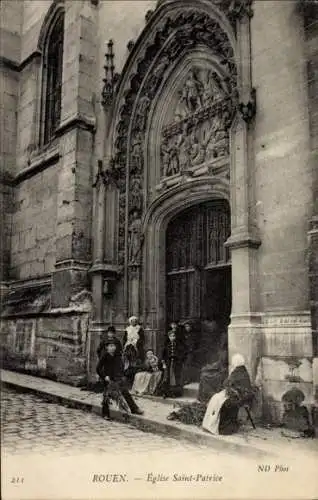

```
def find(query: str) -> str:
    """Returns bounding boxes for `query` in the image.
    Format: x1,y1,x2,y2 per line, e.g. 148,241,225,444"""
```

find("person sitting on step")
131,349,164,396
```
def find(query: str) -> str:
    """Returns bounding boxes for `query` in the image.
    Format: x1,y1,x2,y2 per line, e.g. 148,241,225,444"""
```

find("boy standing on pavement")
96,341,144,420
97,326,122,360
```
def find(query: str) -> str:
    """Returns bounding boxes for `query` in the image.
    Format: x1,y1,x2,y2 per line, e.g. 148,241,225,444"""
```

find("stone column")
128,265,141,317
88,161,121,381
303,1,318,411
87,165,106,379
225,3,261,379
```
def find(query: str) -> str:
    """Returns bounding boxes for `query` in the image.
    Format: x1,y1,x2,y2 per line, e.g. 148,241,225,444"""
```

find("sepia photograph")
0,0,317,499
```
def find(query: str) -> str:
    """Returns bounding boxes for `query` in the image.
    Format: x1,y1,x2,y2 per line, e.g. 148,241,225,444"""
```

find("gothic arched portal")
109,0,243,323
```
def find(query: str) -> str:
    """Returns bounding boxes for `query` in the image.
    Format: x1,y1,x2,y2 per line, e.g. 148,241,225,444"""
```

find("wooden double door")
166,201,231,378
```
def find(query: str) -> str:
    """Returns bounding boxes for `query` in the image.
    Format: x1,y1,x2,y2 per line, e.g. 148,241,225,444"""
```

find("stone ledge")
14,146,60,184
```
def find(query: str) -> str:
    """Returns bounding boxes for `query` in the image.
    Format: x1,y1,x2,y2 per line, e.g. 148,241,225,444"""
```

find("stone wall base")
0,311,91,386
255,311,314,424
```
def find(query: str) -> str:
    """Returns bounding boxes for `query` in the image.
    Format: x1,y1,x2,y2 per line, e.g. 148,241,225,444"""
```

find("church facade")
1,0,317,424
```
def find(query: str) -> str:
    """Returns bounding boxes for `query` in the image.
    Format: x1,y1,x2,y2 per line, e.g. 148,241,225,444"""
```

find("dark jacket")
162,336,187,365
96,352,125,382
97,338,122,359
223,365,254,405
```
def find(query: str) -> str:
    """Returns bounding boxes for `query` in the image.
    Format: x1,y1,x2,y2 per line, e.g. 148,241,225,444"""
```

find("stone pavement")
1,369,318,460
1,387,215,457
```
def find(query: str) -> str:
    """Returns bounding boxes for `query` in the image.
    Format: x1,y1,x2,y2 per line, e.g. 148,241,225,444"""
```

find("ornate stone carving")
159,68,233,177
145,10,154,23
227,0,253,21
134,94,151,132
130,176,143,211
128,210,143,264
114,9,237,265
130,131,144,173
92,159,121,188
102,40,120,109
238,88,256,123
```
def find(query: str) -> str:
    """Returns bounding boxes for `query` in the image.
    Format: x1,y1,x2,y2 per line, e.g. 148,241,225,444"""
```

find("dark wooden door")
166,200,231,327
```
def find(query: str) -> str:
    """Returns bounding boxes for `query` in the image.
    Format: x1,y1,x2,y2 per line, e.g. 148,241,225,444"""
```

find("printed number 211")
11,477,24,484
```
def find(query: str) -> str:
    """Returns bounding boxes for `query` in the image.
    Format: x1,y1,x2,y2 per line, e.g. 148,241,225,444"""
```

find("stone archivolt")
112,8,238,265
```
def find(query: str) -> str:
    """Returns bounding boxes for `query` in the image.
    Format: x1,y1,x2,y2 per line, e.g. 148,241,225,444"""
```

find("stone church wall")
251,1,316,422
0,0,316,424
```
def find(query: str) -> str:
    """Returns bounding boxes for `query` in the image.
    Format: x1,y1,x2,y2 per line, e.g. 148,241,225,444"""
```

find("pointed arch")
37,0,65,146
109,0,239,270
37,0,65,53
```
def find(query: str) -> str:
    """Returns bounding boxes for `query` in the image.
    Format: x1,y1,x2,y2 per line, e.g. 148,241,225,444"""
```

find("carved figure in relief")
181,128,200,170
180,70,204,114
130,132,143,172
148,55,170,90
161,137,180,177
130,176,142,211
128,210,142,264
201,72,225,108
135,94,151,132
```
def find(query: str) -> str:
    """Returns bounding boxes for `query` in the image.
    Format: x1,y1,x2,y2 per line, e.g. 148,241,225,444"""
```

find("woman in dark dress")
202,353,255,435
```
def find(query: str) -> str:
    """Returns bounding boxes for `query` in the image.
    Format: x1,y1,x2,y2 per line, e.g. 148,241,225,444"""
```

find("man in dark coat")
96,341,143,419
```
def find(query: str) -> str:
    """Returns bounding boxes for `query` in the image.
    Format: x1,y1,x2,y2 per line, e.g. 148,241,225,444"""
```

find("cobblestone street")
1,387,214,457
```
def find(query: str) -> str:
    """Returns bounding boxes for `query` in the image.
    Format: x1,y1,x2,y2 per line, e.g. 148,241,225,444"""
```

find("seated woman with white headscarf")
202,353,254,435
122,316,145,386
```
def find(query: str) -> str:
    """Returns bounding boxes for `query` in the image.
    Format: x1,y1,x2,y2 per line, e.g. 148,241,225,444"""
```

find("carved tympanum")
160,67,233,177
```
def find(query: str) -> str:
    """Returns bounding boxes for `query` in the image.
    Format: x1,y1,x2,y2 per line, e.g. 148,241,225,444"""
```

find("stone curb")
1,378,278,459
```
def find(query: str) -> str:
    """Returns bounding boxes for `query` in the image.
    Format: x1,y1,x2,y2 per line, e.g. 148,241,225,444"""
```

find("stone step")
183,382,199,399
134,393,197,407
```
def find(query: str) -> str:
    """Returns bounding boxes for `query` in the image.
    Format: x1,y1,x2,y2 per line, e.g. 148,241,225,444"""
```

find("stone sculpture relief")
160,67,231,177
128,210,143,264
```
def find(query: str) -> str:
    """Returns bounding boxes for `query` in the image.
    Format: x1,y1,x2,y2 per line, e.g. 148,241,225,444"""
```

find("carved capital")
228,0,253,21
238,88,256,123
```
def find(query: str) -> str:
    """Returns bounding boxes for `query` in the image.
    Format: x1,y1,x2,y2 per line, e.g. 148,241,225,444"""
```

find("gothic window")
41,11,64,146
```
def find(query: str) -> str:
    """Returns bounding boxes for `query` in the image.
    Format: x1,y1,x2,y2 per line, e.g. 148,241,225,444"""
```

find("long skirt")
202,389,241,435
131,371,162,395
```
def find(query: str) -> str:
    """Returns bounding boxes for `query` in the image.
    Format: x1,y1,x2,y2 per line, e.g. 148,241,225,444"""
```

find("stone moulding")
14,145,60,185
0,51,42,73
